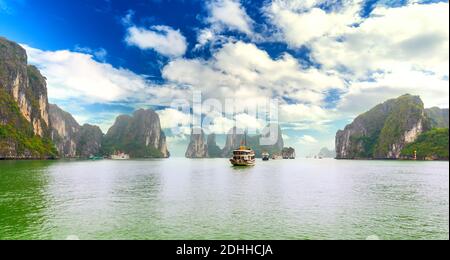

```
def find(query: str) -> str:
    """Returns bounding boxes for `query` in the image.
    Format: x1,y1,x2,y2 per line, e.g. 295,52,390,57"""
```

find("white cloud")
235,113,267,131
158,108,192,131
279,103,333,122
125,25,187,58
23,45,148,102
265,1,449,115
202,111,268,135
207,0,253,35
311,2,449,77
74,45,108,62
264,0,362,47
163,41,344,106
196,0,255,48
196,29,215,49
339,68,450,114
299,135,318,144
22,45,189,106
166,134,189,144
161,41,347,134
312,2,450,111
282,134,290,140
121,9,135,26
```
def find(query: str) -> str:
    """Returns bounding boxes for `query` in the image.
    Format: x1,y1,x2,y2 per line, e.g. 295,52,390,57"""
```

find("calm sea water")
0,158,448,240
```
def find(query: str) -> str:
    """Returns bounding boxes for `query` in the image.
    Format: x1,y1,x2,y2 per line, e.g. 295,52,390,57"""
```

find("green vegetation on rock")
336,94,432,159
0,88,57,158
102,109,169,158
1,37,57,159
206,134,222,158
102,138,164,158
76,124,104,158
336,94,449,160
426,107,449,128
374,94,430,158
401,128,449,160
318,147,335,158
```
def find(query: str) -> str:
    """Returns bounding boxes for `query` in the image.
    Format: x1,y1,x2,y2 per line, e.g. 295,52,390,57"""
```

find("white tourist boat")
230,146,256,166
111,151,130,160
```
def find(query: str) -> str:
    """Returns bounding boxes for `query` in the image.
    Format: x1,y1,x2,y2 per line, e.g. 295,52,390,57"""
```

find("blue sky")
1,0,449,156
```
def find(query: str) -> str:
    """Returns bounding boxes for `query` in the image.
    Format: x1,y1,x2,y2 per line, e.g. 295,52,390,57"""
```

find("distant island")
0,37,169,159
185,125,294,159
335,94,449,161
317,147,336,158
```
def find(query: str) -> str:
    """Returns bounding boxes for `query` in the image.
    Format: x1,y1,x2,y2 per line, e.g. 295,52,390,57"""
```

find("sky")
1,0,449,156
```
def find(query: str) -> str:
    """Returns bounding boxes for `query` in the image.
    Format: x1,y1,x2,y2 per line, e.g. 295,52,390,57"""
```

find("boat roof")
233,150,254,153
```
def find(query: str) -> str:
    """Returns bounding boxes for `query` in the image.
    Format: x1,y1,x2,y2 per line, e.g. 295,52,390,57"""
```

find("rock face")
258,124,284,157
222,124,284,158
0,38,51,138
185,124,285,158
317,147,336,158
336,94,431,159
103,109,169,158
318,147,335,158
221,127,246,157
185,128,208,158
76,124,104,158
49,104,81,157
425,107,449,128
207,133,222,158
0,37,56,159
282,147,296,159
49,104,103,158
401,128,449,160
27,66,51,137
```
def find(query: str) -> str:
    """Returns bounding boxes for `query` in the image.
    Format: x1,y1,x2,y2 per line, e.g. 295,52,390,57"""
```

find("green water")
0,158,448,240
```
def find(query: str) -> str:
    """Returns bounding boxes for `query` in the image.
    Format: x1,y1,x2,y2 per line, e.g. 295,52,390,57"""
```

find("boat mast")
244,128,248,147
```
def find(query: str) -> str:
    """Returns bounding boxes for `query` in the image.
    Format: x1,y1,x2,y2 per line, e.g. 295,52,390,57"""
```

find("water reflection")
0,160,54,239
0,159,448,240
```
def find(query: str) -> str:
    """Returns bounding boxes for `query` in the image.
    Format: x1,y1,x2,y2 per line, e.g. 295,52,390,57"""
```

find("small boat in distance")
230,146,256,166
262,152,270,161
271,153,283,160
111,151,130,160
89,155,103,160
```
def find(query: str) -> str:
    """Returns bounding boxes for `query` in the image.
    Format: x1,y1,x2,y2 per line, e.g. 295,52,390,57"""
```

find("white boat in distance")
111,151,130,160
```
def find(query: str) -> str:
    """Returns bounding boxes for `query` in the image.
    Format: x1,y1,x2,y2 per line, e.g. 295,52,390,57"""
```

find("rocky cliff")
0,37,56,159
206,133,222,158
49,104,81,157
221,127,246,157
222,124,284,158
185,124,285,158
185,128,208,158
76,124,104,158
282,147,296,159
257,124,284,157
401,128,448,160
336,94,431,159
49,104,103,158
102,109,169,158
0,38,51,138
425,107,449,128
318,147,335,158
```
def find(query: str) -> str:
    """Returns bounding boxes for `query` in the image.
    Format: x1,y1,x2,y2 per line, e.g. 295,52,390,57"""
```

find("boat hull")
230,159,255,167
